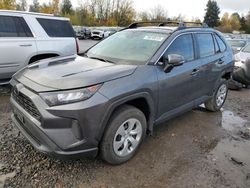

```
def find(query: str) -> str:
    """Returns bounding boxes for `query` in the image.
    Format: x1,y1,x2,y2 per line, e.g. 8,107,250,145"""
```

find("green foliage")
0,0,16,9
204,0,220,27
230,14,241,31
246,12,250,34
217,12,250,34
61,0,73,15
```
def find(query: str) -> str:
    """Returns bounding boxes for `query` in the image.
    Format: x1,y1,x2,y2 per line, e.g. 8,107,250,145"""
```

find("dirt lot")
0,40,250,188
0,85,249,188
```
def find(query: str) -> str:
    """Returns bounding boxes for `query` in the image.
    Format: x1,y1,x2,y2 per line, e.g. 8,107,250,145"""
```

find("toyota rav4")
10,22,234,165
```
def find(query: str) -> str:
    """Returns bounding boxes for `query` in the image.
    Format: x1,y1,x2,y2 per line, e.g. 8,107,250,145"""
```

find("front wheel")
205,79,228,112
100,105,147,165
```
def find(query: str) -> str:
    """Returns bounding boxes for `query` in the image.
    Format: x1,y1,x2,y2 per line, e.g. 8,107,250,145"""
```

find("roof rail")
126,21,208,30
0,10,62,17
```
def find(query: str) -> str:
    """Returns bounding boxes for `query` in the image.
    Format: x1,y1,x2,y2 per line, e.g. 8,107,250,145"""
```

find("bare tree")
150,5,168,21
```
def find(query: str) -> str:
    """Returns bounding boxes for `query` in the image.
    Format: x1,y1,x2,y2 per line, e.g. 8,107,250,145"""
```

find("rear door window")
196,33,215,58
0,15,33,37
37,18,75,37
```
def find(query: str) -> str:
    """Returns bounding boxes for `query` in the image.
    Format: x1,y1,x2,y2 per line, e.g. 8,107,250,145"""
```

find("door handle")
217,59,224,64
191,69,200,76
20,44,32,47
217,57,224,64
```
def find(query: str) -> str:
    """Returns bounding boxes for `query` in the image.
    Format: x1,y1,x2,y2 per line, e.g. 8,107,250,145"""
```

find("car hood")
92,30,104,33
13,55,137,92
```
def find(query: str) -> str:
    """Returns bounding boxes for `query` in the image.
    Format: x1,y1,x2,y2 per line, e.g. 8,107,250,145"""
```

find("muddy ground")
0,85,249,188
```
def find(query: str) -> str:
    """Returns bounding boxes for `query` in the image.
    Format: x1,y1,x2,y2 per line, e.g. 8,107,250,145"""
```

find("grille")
12,89,41,121
92,32,100,35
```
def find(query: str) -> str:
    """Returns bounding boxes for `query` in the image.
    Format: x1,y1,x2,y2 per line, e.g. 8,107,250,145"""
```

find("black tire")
205,79,228,112
100,105,147,165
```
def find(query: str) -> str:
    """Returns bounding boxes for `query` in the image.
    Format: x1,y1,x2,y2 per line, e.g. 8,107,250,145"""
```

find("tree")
138,11,150,21
218,12,232,33
0,0,16,9
246,12,250,34
240,16,247,32
16,0,27,11
204,0,220,27
40,3,53,14
61,0,73,15
52,0,60,15
29,0,40,12
150,5,168,21
230,13,241,31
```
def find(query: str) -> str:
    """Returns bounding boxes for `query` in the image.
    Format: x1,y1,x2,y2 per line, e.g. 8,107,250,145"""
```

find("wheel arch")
28,53,60,64
98,92,155,142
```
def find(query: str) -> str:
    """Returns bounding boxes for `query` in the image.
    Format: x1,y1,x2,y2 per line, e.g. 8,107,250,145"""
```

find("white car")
235,43,250,67
91,29,105,39
0,10,79,84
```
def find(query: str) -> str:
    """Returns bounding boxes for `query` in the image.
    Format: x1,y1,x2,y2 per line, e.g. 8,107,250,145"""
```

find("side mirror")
168,54,185,66
163,54,185,72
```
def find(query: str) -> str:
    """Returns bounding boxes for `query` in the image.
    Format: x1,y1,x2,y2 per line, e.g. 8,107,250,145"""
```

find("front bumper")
10,83,110,159
91,33,103,38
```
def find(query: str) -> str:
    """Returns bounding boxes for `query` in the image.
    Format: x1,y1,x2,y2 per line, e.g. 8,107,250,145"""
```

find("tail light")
75,38,79,54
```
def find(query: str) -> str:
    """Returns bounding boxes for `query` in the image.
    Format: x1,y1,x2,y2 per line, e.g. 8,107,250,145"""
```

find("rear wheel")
100,105,147,165
205,79,228,112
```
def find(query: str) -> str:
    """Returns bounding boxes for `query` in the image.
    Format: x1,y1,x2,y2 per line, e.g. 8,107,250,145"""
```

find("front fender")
97,92,155,141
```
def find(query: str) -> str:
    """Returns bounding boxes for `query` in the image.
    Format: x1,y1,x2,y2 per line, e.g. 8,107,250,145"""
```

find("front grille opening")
12,91,41,121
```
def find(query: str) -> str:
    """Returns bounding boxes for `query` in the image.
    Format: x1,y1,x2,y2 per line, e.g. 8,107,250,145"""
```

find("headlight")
40,84,102,106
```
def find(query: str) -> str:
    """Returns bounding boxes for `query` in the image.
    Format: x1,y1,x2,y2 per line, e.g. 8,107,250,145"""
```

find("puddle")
208,137,250,188
221,110,247,132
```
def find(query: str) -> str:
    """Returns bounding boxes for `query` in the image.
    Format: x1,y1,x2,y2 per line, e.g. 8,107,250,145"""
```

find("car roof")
0,10,69,20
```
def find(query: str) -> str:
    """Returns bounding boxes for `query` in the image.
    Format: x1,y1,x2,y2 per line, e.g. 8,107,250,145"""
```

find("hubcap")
113,118,142,157
216,84,227,107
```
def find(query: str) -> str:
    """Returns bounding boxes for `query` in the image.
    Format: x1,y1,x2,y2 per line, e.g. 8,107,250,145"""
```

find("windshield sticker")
143,35,164,42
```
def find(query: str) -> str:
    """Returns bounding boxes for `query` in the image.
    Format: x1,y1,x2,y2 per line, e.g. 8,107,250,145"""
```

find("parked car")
0,10,78,84
226,39,248,54
232,58,250,88
103,28,117,38
10,21,234,165
75,26,91,40
91,28,105,39
228,44,250,89
234,43,250,67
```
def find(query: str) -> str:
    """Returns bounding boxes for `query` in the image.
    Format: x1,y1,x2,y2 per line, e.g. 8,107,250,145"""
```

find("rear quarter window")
214,34,227,52
37,18,75,38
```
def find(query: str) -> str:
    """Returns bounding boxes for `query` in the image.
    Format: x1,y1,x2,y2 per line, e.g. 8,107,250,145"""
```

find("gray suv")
10,22,234,165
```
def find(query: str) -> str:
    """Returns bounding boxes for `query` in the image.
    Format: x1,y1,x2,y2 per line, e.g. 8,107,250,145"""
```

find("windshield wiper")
88,56,115,64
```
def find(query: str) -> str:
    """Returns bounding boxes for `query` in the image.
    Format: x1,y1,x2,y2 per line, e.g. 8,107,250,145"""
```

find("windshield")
227,40,247,48
242,44,250,53
87,30,169,65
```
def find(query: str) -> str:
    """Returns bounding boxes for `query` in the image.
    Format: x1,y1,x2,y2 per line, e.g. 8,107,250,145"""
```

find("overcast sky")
26,0,250,19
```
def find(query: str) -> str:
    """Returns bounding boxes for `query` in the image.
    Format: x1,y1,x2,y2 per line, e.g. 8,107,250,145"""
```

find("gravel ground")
0,87,250,188
0,40,250,187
